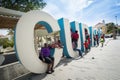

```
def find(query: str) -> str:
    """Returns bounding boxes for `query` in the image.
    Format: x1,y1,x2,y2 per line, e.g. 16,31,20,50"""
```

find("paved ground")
2,53,18,65
0,52,18,66
30,37,120,80
0,54,5,65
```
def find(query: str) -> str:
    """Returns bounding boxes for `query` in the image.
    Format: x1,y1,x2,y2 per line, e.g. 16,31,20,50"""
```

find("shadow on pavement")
55,57,74,68
30,73,47,80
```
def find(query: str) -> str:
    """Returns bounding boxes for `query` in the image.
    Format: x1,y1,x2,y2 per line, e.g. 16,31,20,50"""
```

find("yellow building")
94,22,107,34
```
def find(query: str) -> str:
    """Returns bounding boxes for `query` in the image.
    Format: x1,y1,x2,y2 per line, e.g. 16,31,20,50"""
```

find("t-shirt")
84,41,88,48
72,33,79,40
72,42,77,49
40,47,50,57
100,38,104,43
88,38,91,44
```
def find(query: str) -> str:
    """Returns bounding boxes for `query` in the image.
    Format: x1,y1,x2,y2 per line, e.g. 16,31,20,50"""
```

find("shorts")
39,56,54,64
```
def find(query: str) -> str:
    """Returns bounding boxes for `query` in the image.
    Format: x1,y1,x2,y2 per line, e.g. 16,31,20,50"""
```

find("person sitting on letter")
39,43,54,74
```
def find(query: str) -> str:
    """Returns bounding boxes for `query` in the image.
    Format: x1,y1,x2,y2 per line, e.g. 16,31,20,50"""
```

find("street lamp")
115,16,118,26
113,16,117,39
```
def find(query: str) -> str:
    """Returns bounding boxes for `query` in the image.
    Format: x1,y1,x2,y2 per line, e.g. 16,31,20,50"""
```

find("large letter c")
15,10,62,73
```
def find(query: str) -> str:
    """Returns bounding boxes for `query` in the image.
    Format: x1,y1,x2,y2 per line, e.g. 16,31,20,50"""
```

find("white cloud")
60,0,93,10
0,29,8,35
43,0,94,21
42,0,120,26
59,0,94,17
87,0,94,5
115,0,120,6
116,2,120,6
42,2,59,15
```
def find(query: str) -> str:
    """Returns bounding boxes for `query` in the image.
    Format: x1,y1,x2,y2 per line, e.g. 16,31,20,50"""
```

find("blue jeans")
72,39,78,47
73,48,83,57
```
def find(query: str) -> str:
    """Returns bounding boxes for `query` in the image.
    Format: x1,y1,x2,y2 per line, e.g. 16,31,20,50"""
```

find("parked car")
105,34,113,38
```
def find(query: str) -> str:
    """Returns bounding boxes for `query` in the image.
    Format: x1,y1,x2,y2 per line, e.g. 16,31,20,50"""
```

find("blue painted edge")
38,21,55,56
79,23,84,52
70,21,83,53
70,21,76,32
38,21,52,33
58,18,71,58
98,28,101,39
14,26,21,63
94,30,96,35
50,48,55,57
89,26,93,47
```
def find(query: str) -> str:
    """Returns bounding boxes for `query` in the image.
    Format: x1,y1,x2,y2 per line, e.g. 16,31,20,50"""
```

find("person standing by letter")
72,30,79,47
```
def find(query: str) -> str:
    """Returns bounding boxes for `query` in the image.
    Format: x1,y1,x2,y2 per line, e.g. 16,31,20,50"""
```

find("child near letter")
84,40,88,53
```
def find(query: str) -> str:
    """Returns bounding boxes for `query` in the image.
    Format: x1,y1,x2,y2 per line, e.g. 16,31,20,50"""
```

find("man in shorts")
39,43,54,74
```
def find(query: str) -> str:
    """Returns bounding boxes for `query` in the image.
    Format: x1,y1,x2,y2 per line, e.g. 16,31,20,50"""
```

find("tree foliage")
0,0,46,12
7,29,14,35
106,22,118,34
0,29,14,48
0,36,14,48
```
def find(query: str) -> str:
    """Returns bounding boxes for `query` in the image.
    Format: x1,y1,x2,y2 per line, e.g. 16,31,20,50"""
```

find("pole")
113,16,117,39
115,16,117,25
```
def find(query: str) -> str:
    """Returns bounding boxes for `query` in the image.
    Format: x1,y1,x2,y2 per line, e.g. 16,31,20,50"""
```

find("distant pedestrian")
101,34,105,42
96,34,99,46
100,37,104,47
93,35,96,46
87,35,91,50
84,40,88,53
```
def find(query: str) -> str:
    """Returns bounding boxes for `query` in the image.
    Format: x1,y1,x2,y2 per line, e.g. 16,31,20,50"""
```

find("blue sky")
0,29,8,35
43,0,120,26
1,0,120,35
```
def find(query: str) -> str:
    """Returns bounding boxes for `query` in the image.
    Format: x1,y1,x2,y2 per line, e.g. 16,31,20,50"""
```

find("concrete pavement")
0,52,18,66
0,54,5,65
30,37,120,80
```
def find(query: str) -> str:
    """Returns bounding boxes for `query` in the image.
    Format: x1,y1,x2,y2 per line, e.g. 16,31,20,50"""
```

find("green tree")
106,22,117,33
7,29,14,47
106,22,117,39
7,29,14,35
8,37,14,47
0,0,46,12
0,38,9,48
118,28,120,35
0,36,14,48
